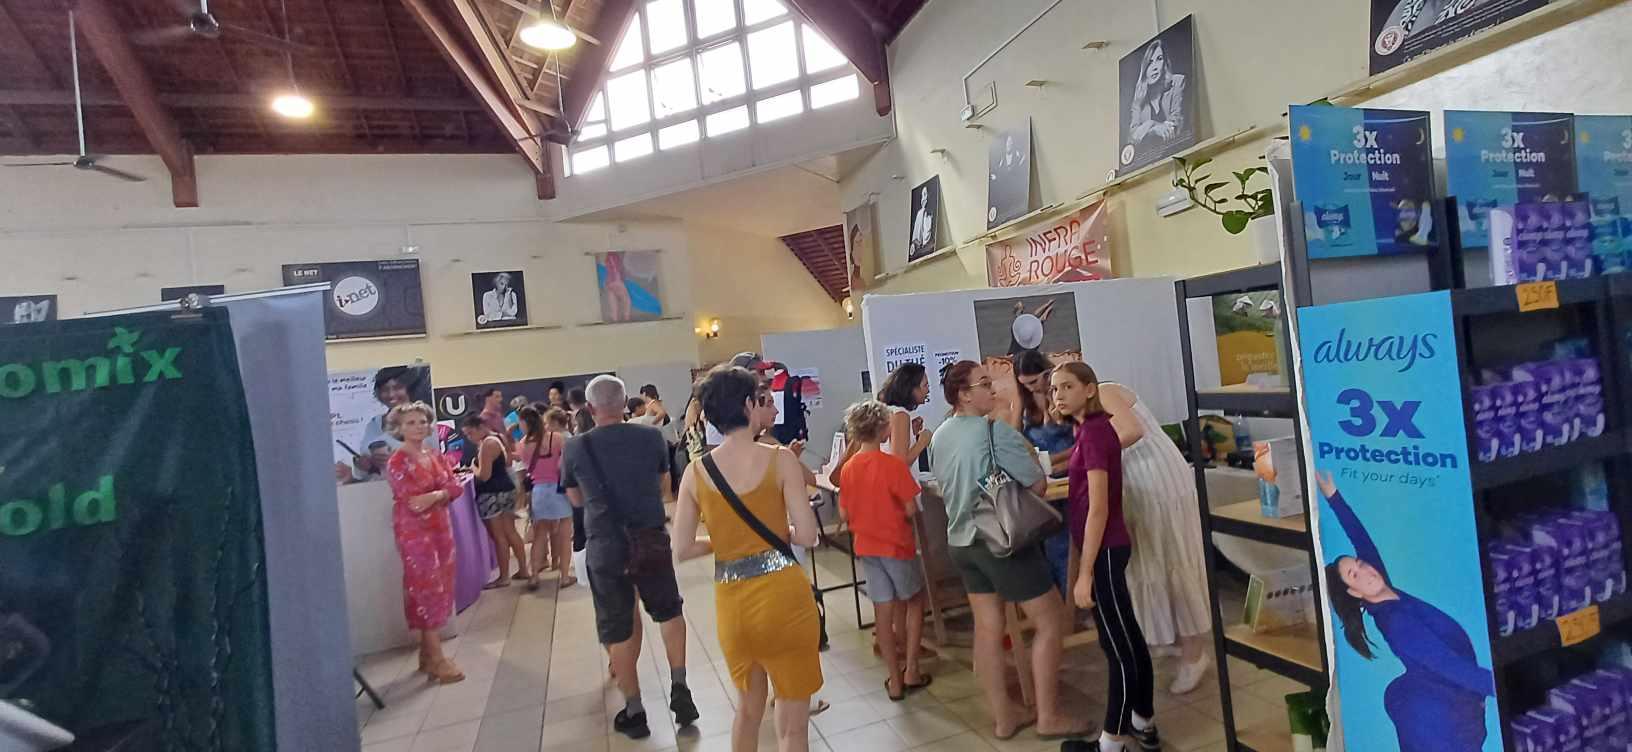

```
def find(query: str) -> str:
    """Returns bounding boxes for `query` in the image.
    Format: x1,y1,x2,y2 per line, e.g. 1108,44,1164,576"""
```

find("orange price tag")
1516,281,1560,312
1557,604,1601,646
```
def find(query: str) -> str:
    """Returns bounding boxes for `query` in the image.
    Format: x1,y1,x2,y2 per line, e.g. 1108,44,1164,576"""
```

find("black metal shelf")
1450,276,1607,317
1195,388,1297,418
1604,271,1632,298
1209,499,1311,550
1492,593,1632,667
1182,262,1284,299
1469,430,1626,490
1223,624,1328,689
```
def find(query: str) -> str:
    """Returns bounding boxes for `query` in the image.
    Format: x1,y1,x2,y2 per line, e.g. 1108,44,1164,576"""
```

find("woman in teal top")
929,360,1086,742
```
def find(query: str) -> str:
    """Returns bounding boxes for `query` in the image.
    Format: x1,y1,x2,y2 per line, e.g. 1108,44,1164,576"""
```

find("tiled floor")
355,544,1298,752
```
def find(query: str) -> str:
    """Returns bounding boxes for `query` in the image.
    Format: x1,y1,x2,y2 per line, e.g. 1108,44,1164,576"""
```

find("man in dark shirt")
561,375,697,740
478,388,514,452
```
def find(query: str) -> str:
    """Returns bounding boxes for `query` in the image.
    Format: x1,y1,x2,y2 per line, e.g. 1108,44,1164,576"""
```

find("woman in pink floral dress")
384,401,467,684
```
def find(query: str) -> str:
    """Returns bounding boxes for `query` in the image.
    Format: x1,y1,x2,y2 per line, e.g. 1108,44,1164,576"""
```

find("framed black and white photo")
987,119,1033,229
907,176,942,261
0,294,56,325
471,270,528,330
1116,15,1201,176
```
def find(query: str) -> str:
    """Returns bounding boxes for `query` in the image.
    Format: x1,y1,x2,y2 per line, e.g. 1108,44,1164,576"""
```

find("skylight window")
564,0,861,177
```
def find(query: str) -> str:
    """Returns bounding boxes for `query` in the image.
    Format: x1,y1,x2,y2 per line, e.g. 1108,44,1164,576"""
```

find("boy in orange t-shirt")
837,400,930,700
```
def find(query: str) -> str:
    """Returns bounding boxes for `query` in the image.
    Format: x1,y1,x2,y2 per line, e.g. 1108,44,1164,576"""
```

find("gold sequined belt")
714,549,798,583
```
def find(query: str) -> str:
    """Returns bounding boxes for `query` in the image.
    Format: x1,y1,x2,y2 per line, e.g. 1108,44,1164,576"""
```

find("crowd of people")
376,349,1212,752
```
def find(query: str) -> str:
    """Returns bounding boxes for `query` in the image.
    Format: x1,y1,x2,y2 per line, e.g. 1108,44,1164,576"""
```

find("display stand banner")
331,364,434,485
0,308,275,751
1297,291,1500,752
281,259,426,339
984,201,1111,287
1290,105,1436,259
1444,110,1578,250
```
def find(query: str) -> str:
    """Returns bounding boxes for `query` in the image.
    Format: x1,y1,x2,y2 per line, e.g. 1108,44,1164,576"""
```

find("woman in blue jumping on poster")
1319,471,1495,752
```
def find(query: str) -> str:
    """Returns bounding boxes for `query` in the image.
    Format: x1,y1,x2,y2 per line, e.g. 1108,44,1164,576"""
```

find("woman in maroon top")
1053,362,1157,752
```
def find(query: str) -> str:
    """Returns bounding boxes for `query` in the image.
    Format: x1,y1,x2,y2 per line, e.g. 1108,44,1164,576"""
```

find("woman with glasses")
383,401,466,684
928,361,1083,741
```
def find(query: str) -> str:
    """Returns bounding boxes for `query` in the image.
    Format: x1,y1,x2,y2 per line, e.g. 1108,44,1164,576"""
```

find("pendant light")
520,1,576,50
269,0,314,119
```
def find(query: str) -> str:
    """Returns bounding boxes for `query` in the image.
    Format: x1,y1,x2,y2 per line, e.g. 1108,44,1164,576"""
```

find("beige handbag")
972,421,1062,557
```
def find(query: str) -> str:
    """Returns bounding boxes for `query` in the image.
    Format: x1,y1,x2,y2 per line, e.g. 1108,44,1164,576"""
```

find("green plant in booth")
1171,156,1274,234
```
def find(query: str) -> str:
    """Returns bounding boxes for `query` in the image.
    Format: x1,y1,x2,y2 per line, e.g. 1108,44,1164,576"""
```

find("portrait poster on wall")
1369,0,1550,75
844,203,877,295
1290,105,1436,259
470,270,528,330
987,119,1033,230
984,200,1112,287
329,363,433,485
595,251,664,323
907,176,943,261
1,294,56,324
972,292,1083,371
1298,291,1500,752
161,284,225,302
1116,15,1200,176
281,259,426,340
1443,111,1577,250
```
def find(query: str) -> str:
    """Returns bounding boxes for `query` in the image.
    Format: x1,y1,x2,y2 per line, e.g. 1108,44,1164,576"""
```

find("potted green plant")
1171,156,1274,234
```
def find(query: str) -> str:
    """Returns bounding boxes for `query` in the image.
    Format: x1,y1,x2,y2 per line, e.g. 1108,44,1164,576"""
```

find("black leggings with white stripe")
1090,545,1155,736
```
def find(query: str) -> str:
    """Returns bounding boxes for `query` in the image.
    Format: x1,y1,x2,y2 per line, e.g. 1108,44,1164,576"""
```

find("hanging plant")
1171,156,1275,234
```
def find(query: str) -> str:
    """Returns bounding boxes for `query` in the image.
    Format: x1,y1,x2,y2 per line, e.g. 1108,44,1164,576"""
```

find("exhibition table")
448,477,499,613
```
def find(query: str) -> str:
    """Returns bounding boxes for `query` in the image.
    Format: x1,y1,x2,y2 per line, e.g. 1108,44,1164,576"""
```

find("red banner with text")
984,201,1111,287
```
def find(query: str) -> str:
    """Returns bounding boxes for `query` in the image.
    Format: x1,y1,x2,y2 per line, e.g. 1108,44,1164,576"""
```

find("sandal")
902,674,933,692
512,571,531,581
884,678,905,702
559,574,578,588
811,699,831,715
483,578,509,590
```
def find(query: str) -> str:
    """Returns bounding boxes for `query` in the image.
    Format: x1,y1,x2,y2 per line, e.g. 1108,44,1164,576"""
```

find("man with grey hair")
561,374,697,740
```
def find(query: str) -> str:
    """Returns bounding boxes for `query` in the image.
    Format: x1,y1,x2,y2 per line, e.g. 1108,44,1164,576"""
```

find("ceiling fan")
132,0,315,54
3,10,145,183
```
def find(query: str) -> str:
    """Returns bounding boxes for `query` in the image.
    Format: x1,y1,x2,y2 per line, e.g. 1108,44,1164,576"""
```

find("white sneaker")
1169,654,1211,695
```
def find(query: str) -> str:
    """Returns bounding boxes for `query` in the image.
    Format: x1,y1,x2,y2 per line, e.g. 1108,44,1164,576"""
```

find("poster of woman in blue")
595,250,664,323
1297,290,1502,752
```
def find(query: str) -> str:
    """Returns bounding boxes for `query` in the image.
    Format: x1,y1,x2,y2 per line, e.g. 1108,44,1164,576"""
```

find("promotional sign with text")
985,201,1111,287
1290,105,1436,259
1298,291,1500,752
281,259,426,339
1444,111,1578,250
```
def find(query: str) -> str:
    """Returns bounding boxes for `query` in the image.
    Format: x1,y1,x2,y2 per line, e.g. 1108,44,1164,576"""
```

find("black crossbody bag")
582,433,672,577
699,451,828,650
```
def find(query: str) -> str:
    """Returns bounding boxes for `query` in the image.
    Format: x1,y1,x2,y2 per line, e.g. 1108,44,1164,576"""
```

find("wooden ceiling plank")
555,0,635,142
0,106,35,151
784,0,892,116
491,0,601,44
454,0,546,133
0,89,488,112
375,0,424,143
75,0,197,207
399,0,549,190
0,0,56,87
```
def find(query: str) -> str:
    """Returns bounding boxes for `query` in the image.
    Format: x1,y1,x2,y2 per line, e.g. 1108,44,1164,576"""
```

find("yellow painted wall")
0,155,844,383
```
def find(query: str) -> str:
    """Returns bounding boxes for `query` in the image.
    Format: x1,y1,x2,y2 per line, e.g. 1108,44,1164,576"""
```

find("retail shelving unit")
1447,273,1632,752
1176,261,1329,752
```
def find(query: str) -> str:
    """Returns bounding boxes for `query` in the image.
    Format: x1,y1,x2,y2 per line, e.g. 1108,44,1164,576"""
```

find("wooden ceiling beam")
456,0,560,133
555,0,635,143
0,89,489,112
74,0,197,207
0,0,55,86
399,0,551,197
784,0,892,116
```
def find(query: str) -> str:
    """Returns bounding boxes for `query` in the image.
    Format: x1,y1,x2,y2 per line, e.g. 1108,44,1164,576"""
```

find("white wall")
0,154,846,385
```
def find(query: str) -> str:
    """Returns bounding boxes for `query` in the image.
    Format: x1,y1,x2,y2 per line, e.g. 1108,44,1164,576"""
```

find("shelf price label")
1516,281,1560,312
1557,604,1601,646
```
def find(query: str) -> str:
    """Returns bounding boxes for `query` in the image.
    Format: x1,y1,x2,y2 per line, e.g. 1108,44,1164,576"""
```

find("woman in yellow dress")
673,365,824,752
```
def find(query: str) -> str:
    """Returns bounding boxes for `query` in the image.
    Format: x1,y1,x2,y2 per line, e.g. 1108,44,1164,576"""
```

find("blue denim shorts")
861,555,924,603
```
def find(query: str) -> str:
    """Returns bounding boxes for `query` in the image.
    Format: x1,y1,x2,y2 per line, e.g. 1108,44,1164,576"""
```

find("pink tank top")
527,434,563,484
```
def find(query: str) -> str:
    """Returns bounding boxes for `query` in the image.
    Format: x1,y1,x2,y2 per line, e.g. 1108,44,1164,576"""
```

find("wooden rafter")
554,0,635,143
0,90,487,111
783,0,892,116
75,0,198,207
399,0,550,191
456,0,554,129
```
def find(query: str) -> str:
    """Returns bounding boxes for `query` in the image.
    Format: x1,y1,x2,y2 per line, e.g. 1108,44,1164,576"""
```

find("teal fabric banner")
0,308,275,751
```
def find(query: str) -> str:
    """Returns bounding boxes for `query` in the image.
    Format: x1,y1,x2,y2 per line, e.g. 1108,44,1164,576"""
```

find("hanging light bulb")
520,18,576,50
271,92,315,119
